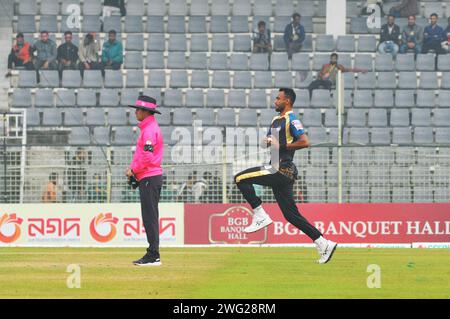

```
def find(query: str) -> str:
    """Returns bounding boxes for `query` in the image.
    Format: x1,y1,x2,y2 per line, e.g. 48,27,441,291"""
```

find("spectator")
87,173,107,203
101,30,123,71
176,172,196,202
175,171,208,203
283,13,305,59
443,17,450,53
201,172,229,203
389,0,419,18
78,33,102,76
422,13,445,54
252,21,272,54
66,147,87,202
32,31,58,71
192,176,207,203
308,53,368,98
42,172,58,203
57,31,79,77
5,33,34,77
378,15,401,56
101,0,126,24
399,15,423,54
201,172,214,202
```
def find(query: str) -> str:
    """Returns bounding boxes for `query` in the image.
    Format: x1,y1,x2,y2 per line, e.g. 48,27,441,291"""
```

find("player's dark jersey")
267,111,305,175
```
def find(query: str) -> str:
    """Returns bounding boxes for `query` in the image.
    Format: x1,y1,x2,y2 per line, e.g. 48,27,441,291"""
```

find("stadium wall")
1,203,450,247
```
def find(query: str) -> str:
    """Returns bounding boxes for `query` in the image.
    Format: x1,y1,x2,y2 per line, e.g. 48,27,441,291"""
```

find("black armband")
144,143,154,152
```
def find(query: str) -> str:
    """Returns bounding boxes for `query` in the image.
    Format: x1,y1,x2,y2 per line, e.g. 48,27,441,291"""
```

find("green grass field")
0,247,449,299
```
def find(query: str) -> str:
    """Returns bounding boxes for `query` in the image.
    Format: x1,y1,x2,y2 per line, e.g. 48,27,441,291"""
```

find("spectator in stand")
200,172,229,203
5,33,34,77
283,13,305,59
101,0,126,24
42,172,58,203
378,15,401,56
399,15,423,54
32,31,58,71
389,0,419,18
192,176,207,204
101,30,123,71
443,17,450,53
308,53,368,98
175,171,208,203
201,172,215,202
87,173,107,203
422,13,445,54
176,172,196,202
252,21,272,54
57,31,79,77
66,147,87,202
78,33,102,76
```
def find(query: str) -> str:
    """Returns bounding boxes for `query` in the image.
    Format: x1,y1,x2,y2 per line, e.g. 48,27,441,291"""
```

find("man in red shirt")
5,33,34,77
126,95,164,266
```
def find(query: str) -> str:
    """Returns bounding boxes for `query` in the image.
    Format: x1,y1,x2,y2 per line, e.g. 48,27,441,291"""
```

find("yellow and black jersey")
267,110,305,167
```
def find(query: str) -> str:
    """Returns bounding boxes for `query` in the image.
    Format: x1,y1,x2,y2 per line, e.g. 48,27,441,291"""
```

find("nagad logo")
90,213,119,243
209,206,268,244
0,213,23,243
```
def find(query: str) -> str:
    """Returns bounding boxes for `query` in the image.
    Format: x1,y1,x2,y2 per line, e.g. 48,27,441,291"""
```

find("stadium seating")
7,0,450,204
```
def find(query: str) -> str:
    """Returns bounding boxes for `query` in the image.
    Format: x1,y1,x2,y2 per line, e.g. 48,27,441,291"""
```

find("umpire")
126,95,164,266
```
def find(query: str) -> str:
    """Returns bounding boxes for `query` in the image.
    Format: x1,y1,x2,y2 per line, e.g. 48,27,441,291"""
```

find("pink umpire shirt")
130,115,164,181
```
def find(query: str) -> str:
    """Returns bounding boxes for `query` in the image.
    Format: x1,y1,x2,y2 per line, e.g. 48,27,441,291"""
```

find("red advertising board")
184,204,450,244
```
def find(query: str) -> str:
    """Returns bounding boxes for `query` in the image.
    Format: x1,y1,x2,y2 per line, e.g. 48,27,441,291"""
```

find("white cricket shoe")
243,208,273,233
316,239,338,264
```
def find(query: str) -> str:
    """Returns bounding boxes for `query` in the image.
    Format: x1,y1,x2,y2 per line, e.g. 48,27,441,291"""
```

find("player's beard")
275,103,285,113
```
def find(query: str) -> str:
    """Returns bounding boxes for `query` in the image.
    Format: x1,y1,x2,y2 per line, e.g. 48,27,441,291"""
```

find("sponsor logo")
209,206,267,244
122,217,177,242
89,213,119,243
160,217,176,241
0,213,23,243
291,119,303,130
28,218,81,239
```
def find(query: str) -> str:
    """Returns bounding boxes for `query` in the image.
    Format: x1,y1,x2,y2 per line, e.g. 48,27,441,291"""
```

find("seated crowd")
6,29,123,78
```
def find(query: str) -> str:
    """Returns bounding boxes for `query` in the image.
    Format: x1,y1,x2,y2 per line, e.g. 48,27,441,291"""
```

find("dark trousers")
100,61,122,77
58,61,77,78
35,59,58,70
78,61,104,77
7,52,34,70
422,41,445,54
138,175,163,258
286,42,303,59
102,61,122,69
234,166,322,241
308,79,332,98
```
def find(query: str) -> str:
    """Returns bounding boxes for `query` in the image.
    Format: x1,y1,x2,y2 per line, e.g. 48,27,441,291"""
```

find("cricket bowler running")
234,88,337,264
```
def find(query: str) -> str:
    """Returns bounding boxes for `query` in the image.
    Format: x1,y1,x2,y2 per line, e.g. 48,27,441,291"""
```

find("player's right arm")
260,120,274,148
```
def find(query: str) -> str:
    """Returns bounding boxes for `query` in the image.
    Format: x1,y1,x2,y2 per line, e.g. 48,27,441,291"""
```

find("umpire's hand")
125,168,134,178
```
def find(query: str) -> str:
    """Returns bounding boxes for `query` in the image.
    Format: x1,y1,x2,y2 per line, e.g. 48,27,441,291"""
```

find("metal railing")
1,144,450,204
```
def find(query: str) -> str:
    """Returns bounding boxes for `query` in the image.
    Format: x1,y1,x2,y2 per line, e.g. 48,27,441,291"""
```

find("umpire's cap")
128,95,161,114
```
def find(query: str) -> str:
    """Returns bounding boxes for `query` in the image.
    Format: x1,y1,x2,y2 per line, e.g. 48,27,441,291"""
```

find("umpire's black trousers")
234,166,322,241
138,175,163,258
